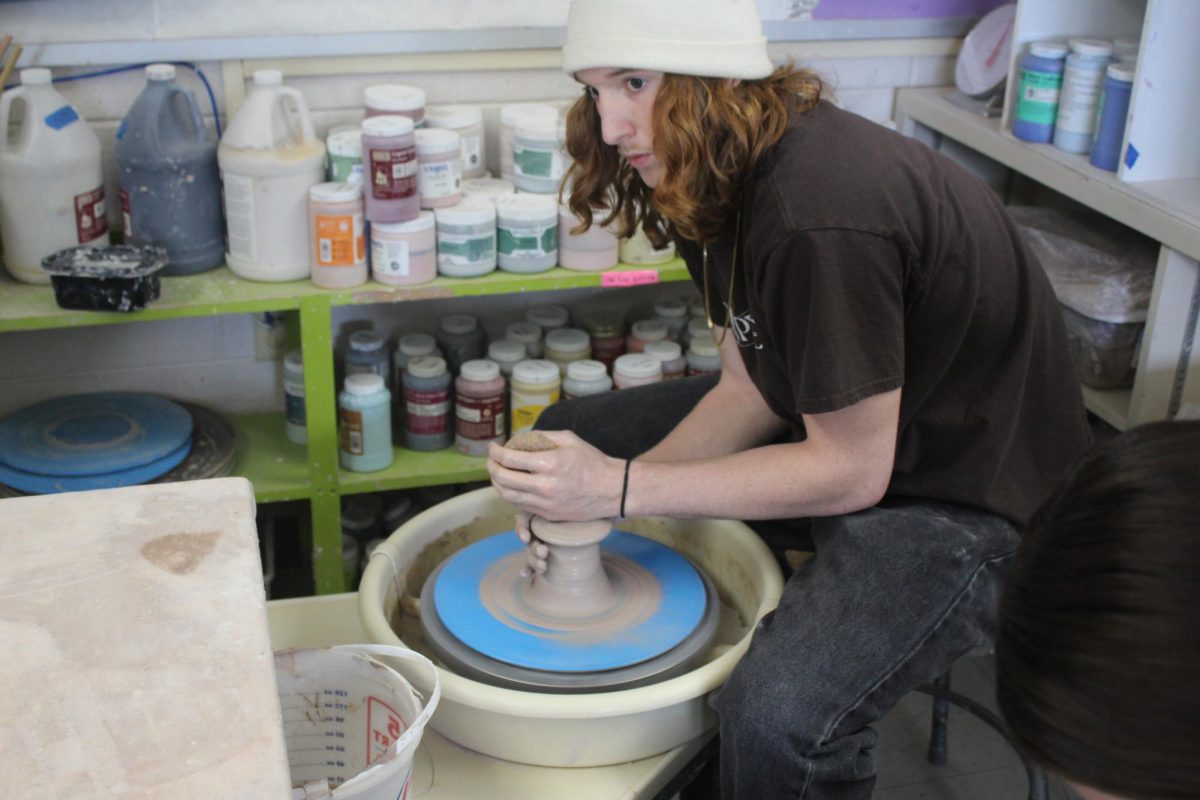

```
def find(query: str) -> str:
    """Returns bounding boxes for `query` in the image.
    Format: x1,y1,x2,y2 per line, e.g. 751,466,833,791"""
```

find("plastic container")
362,115,420,224
461,176,515,203
339,373,393,472
619,223,676,265
487,339,527,377
308,182,367,288
613,352,663,389
1060,304,1142,389
437,313,486,374
415,128,463,209
1113,36,1140,64
0,68,108,285
1053,39,1113,155
498,103,559,179
275,645,440,800
543,327,592,375
513,118,566,194
40,244,167,313
403,356,453,451
526,304,570,333
326,125,364,184
425,105,486,179
682,317,710,349
626,318,669,353
562,359,613,400
455,359,506,456
371,211,436,286
435,197,497,277
284,348,306,445
506,320,544,359
582,311,625,370
1013,41,1070,144
393,332,441,388
644,339,686,380
218,69,326,282
558,204,619,271
115,63,223,276
495,193,558,273
687,334,722,376
345,330,390,386
364,84,426,127
510,359,562,435
1089,62,1135,172
653,298,689,340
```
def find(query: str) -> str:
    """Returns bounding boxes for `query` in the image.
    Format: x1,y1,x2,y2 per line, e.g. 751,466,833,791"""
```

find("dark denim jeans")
536,377,1020,800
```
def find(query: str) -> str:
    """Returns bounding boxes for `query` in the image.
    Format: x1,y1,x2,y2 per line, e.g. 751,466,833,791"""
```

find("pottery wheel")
420,525,719,693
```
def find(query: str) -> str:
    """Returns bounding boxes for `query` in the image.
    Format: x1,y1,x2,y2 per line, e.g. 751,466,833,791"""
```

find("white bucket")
276,644,441,800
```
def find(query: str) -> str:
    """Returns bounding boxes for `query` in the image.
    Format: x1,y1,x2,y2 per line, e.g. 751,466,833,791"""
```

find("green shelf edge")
0,261,691,332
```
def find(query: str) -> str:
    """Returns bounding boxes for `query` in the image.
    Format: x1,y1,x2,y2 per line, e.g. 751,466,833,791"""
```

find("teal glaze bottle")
338,373,393,472
114,63,224,275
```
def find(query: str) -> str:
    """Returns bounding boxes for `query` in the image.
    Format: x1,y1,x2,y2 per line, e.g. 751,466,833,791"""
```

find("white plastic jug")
218,69,326,282
0,68,108,285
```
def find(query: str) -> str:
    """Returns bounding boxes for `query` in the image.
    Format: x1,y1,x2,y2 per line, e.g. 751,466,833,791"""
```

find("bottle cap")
435,197,496,227
644,339,683,361
425,104,484,129
460,359,501,382
398,333,437,356
462,177,516,200
345,372,385,395
440,313,479,335
146,63,176,81
362,114,415,138
372,211,435,234
654,298,688,318
1106,62,1135,82
545,327,590,352
500,102,559,128
488,339,528,363
326,126,364,157
309,182,362,204
566,359,608,382
349,330,384,352
20,68,52,85
614,353,663,380
364,84,426,112
1068,38,1114,58
415,127,461,155
253,69,283,86
505,321,542,344
630,319,669,342
1029,41,1069,60
407,356,447,379
526,305,570,329
512,359,561,386
689,334,720,357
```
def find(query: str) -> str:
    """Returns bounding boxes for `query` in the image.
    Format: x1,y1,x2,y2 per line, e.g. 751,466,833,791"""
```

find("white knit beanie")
562,0,773,80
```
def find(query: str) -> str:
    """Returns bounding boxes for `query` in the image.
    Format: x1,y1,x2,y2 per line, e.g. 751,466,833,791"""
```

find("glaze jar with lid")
513,118,566,194
495,193,558,273
487,339,527,377
626,318,669,353
437,313,486,374
414,128,463,209
562,359,612,400
505,320,544,359
364,84,426,126
435,197,496,277
370,211,436,285
425,104,486,179
687,333,722,376
455,359,506,456
308,181,366,288
558,204,619,271
543,327,592,376
344,329,389,386
644,339,686,380
613,353,663,389
619,223,676,265
326,125,364,184
510,359,561,435
653,298,689,340
339,373,393,472
526,304,569,332
403,355,453,451
582,310,625,370
361,114,419,223
498,103,558,179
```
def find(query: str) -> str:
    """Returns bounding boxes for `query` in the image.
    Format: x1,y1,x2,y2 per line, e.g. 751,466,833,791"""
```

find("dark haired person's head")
559,0,823,247
996,420,1200,800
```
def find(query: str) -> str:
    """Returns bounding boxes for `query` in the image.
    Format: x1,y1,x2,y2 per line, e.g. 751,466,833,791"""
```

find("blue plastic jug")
114,64,224,275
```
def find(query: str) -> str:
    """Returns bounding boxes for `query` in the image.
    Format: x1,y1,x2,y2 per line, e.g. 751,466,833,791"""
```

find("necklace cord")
702,212,742,347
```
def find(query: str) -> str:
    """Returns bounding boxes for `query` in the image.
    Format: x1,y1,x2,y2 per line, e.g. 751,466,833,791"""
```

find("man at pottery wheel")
487,0,1092,797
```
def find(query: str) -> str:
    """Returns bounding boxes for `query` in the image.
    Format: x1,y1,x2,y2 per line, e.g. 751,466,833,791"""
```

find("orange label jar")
308,182,366,288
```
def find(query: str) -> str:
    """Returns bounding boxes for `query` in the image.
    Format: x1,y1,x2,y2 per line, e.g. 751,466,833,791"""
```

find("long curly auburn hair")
562,64,823,247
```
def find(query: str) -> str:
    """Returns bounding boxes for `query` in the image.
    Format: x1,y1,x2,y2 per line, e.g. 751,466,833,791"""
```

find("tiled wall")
0,29,959,418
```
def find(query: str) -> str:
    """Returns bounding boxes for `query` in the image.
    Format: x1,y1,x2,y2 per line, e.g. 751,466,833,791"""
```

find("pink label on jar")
405,388,450,434
369,145,418,200
456,392,505,441
75,187,108,243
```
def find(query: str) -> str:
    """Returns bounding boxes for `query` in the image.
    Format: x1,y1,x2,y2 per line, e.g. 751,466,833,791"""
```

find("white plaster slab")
0,478,292,799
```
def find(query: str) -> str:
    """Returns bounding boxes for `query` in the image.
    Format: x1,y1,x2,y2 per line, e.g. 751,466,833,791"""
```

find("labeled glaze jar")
506,320,544,359
393,332,441,389
455,359,506,456
513,118,566,194
326,125,364,184
462,176,515,203
415,128,463,209
644,339,686,380
361,115,419,223
1053,39,1114,154
687,333,722,376
309,182,367,288
425,105,486,179
581,310,625,370
558,204,619,271
437,313,486,374
562,359,612,400
487,339,527,377
510,359,561,435
626,318,669,353
1013,41,1069,144
345,329,390,386
499,103,558,179
284,348,306,445
371,211,436,285
495,193,558,273
435,197,497,277
526,304,569,333
613,352,663,389
364,84,426,127
619,223,676,265
544,327,592,375
654,298,689,340
339,373,393,472
1090,62,1135,172
403,355,453,451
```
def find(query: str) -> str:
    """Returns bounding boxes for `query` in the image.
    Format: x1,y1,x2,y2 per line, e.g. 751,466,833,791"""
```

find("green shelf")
229,412,313,502
338,447,488,495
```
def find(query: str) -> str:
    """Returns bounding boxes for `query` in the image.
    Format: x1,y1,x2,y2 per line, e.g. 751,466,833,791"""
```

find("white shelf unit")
895,0,1200,431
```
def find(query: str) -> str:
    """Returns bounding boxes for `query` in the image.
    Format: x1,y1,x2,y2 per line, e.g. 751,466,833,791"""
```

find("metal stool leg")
927,670,951,766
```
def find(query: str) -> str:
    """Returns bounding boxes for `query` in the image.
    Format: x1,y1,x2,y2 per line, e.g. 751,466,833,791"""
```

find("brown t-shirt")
680,101,1091,525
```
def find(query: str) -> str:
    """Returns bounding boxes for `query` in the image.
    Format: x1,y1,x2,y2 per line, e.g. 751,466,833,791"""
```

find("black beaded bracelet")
619,458,632,518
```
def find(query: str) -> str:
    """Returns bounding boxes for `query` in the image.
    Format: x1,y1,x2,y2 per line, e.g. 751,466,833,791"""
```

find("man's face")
575,67,665,188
